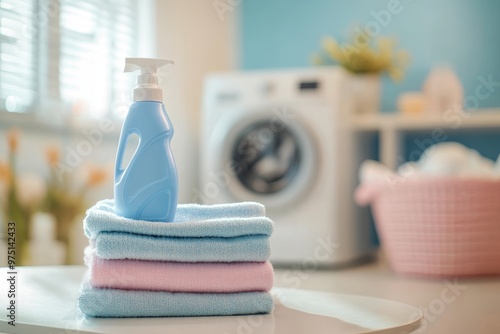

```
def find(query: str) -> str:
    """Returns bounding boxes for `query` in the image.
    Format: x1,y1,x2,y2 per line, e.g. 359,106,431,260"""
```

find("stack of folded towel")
78,199,274,317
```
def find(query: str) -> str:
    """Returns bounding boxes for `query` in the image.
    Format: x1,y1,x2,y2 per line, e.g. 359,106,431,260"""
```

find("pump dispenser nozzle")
124,58,174,102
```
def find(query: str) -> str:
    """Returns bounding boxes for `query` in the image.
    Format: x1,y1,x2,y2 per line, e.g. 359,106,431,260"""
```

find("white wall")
154,0,238,202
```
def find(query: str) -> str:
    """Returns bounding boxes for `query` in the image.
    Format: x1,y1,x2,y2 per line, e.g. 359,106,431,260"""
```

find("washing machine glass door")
212,109,317,208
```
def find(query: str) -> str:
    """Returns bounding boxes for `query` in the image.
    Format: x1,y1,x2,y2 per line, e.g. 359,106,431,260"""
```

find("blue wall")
240,0,500,160
240,0,500,112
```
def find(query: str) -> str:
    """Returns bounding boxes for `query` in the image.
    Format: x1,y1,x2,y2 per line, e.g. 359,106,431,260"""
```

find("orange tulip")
7,128,20,153
0,161,11,184
45,146,60,166
87,166,108,187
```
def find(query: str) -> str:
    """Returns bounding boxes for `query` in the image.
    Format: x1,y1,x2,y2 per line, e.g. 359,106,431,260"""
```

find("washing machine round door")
210,108,317,208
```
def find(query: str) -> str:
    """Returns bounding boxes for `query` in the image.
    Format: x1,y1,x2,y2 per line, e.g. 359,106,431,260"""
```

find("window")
0,0,36,113
0,0,138,119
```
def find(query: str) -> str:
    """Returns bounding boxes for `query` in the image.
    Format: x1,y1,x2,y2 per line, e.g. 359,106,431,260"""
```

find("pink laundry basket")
355,177,500,277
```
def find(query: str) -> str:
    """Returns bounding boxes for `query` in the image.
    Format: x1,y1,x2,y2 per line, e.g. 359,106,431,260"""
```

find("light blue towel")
78,276,274,317
93,233,270,262
84,199,273,262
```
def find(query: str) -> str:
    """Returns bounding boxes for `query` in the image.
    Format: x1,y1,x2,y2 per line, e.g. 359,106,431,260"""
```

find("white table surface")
273,255,500,334
1,254,498,334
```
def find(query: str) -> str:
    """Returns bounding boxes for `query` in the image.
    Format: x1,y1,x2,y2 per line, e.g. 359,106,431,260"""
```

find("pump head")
124,58,174,102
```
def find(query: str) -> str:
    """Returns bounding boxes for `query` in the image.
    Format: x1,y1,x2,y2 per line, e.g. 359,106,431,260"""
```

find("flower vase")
343,72,381,115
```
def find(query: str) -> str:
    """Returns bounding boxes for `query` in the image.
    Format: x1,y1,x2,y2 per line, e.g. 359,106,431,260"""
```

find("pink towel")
86,251,274,293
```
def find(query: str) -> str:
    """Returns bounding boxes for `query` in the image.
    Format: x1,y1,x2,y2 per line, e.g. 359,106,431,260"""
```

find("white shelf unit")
348,108,500,169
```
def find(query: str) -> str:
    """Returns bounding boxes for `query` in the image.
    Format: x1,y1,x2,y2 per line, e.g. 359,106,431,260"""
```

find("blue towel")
85,199,272,238
84,199,273,262
78,276,274,317
93,233,270,262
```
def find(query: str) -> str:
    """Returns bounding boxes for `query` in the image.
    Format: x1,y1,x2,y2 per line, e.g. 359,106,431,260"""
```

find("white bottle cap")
124,58,174,102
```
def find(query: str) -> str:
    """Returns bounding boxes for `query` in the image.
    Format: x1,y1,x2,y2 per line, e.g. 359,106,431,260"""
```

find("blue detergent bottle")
114,58,178,222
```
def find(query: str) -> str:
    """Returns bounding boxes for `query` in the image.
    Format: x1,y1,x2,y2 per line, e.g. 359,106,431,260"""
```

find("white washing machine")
199,67,377,266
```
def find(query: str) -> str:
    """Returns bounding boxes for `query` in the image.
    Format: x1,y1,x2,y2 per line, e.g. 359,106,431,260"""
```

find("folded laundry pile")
78,199,274,317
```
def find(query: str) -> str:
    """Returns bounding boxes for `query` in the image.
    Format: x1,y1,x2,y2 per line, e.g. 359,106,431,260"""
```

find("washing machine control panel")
298,80,320,91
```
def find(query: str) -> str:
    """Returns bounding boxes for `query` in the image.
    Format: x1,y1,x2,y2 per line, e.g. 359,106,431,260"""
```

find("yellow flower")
7,128,20,153
323,37,346,64
315,30,410,82
388,66,405,82
377,37,395,58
